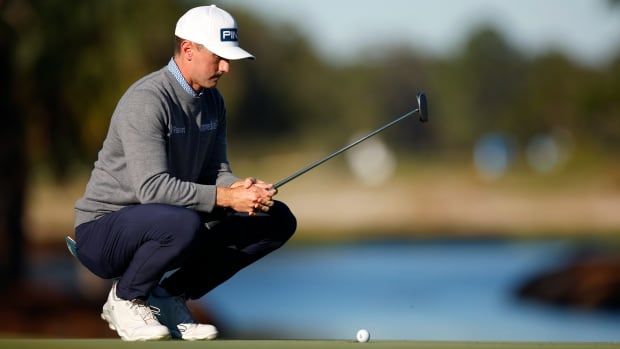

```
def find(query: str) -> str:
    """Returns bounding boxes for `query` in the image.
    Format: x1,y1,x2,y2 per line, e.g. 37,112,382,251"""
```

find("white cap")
175,5,254,60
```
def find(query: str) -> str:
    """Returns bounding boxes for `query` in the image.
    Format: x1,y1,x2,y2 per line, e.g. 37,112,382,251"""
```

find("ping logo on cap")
220,28,238,42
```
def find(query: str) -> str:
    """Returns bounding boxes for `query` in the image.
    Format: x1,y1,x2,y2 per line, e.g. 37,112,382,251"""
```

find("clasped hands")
217,177,277,216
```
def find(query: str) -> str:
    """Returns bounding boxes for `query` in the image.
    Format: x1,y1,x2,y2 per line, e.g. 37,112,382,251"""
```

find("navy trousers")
75,201,296,300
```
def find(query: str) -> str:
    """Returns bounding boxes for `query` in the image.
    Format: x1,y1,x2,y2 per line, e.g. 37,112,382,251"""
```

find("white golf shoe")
101,281,170,341
148,286,218,341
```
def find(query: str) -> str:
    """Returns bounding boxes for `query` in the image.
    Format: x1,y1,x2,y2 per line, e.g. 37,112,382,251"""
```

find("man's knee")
270,201,297,241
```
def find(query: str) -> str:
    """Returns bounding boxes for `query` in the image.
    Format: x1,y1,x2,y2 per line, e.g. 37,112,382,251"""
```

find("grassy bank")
26,155,620,244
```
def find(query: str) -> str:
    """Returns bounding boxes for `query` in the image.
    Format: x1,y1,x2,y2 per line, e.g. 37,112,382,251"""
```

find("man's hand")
218,177,276,215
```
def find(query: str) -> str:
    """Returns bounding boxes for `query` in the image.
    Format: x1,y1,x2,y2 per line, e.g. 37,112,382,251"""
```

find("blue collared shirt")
167,58,203,97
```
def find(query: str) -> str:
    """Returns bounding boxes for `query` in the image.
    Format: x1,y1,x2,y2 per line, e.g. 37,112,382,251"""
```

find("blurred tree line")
1,0,619,290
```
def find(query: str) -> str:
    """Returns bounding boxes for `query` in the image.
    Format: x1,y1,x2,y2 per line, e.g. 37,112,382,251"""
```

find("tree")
0,0,185,293
0,1,25,291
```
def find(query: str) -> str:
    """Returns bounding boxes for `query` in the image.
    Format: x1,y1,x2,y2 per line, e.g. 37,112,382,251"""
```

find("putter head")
416,92,428,122
65,236,78,258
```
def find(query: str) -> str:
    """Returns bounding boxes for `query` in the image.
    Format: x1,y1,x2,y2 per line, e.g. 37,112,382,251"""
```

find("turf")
1,340,619,349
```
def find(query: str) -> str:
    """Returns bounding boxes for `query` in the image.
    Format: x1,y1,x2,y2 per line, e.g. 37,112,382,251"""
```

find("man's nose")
219,59,230,74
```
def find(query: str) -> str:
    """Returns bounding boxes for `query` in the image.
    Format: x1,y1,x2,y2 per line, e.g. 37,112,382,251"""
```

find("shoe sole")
182,333,218,341
180,329,218,341
174,324,218,340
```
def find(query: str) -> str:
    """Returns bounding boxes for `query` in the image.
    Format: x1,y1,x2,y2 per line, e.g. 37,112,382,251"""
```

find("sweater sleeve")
116,90,218,213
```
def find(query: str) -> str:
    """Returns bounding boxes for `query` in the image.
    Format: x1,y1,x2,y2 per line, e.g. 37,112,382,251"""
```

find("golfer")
73,5,296,341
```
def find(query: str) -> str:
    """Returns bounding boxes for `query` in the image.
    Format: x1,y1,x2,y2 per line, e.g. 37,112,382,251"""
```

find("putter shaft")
274,108,419,189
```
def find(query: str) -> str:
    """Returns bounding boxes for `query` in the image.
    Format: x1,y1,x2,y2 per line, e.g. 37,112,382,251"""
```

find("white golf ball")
356,329,370,343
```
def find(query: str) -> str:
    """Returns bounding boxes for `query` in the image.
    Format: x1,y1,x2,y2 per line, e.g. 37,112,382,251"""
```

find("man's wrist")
216,186,230,208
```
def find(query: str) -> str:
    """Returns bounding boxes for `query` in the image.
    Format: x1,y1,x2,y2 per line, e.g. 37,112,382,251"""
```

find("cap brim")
211,46,255,60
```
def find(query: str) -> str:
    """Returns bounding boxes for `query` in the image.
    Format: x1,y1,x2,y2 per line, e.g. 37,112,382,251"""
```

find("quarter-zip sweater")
74,64,238,227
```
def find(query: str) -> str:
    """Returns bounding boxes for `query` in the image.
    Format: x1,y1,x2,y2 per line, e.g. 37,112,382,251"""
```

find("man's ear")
180,40,193,61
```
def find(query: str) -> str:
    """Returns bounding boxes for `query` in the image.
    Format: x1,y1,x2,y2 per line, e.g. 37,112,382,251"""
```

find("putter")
274,92,429,188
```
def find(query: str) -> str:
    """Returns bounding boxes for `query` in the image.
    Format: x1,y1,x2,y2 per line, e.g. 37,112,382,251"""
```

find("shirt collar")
167,58,203,97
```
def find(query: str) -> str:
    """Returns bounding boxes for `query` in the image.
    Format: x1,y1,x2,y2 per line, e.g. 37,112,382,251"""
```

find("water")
201,239,620,341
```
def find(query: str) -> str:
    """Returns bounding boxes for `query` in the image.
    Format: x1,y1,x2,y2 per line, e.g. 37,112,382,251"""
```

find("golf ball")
356,329,370,343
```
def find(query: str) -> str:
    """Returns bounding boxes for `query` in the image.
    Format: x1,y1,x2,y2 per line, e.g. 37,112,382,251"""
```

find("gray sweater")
74,66,239,227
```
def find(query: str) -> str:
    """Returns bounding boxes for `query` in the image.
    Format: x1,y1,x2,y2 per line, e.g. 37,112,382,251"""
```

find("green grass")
1,340,619,349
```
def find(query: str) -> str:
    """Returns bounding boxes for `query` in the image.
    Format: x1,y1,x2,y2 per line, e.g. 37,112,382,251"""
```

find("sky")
229,0,620,67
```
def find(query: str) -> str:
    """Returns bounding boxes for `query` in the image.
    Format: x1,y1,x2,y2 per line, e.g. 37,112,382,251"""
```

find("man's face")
188,43,229,89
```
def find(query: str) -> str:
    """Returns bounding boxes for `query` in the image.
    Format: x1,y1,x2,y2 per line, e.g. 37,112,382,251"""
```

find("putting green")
0,339,619,349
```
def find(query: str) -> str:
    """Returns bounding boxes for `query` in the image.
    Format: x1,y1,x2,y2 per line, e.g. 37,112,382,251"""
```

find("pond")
201,239,620,341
